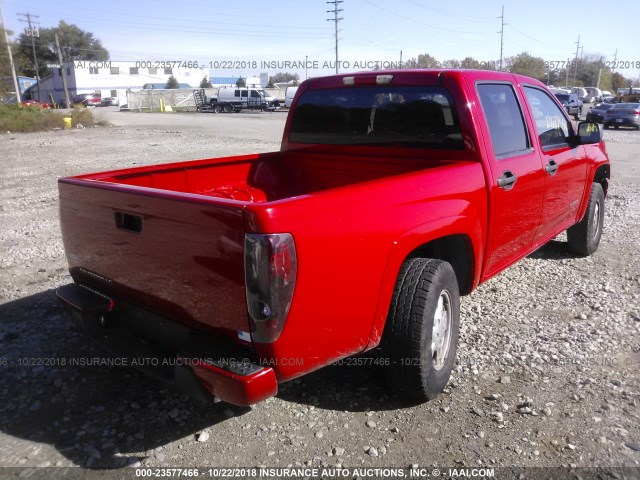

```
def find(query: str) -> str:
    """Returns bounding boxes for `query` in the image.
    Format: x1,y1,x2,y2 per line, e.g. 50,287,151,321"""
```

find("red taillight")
631,110,640,115
244,233,297,343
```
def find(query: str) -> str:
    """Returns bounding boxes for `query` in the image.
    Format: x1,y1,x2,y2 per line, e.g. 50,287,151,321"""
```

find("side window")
477,84,530,158
241,90,248,98
523,87,572,149
234,90,240,97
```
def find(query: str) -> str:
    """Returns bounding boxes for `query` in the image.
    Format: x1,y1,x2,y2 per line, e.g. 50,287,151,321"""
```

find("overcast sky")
3,0,639,81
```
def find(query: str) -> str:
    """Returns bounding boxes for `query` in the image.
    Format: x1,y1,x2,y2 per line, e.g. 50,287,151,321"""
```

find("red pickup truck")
57,70,610,406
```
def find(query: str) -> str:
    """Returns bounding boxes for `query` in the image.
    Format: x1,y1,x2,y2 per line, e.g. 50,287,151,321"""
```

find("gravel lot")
0,111,639,477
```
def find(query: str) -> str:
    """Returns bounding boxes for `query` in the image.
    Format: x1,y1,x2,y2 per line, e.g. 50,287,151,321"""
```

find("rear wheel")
212,105,222,113
567,182,605,256
382,258,460,402
222,104,232,113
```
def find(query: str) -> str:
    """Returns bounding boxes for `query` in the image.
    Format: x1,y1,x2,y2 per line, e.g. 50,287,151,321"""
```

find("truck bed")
72,150,458,203
59,150,463,341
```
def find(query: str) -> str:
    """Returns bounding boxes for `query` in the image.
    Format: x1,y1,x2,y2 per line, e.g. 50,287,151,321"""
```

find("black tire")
382,258,460,401
574,113,579,120
567,182,605,256
222,104,232,113
212,105,222,114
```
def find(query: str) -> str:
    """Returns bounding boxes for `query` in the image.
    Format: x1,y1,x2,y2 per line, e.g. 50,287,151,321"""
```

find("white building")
31,60,209,105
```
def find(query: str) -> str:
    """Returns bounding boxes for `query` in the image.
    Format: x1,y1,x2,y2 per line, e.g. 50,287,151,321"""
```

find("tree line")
401,52,637,92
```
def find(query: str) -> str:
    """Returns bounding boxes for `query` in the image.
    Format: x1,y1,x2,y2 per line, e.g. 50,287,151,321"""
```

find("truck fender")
367,213,484,350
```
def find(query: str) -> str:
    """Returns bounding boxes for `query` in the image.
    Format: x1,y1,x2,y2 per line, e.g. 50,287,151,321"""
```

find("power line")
572,34,580,86
362,0,493,36
17,11,41,100
0,0,20,100
326,0,343,74
498,6,506,71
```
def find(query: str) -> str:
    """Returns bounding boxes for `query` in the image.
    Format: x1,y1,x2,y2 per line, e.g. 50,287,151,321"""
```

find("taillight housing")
244,233,297,343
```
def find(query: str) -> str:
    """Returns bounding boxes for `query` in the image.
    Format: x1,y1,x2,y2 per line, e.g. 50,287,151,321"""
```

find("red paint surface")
58,69,610,404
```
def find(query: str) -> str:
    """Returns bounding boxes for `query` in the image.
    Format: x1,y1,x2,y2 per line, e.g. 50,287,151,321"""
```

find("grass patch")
0,104,109,132
0,104,64,132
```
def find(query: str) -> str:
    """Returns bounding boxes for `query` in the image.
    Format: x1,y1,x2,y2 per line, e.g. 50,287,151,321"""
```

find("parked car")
100,97,119,107
603,103,640,130
284,86,299,108
586,103,614,123
584,87,603,103
554,93,582,119
571,87,588,102
56,69,609,406
20,100,49,108
73,93,101,107
601,96,616,104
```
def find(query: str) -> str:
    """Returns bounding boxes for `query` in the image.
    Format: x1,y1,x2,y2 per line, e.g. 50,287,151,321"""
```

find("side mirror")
577,121,602,144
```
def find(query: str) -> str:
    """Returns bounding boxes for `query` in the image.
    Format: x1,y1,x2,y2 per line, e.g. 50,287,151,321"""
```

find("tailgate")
58,179,249,334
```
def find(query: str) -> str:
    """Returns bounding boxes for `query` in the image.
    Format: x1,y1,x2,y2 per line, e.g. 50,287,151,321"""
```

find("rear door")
520,85,587,244
470,77,546,278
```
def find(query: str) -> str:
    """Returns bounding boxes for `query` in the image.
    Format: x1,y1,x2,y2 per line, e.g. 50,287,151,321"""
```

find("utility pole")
611,48,618,74
572,34,580,87
326,0,343,74
399,49,403,68
0,0,20,102
596,56,603,89
55,33,70,108
17,12,40,101
498,6,505,71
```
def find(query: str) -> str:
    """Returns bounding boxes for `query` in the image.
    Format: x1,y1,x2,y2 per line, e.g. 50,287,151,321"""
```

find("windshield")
555,94,569,101
289,86,463,149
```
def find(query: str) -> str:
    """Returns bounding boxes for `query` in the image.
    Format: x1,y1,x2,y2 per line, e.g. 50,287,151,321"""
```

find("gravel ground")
0,112,639,476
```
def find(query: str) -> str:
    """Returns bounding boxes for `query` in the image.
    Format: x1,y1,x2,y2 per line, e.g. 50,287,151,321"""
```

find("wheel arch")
367,217,483,350
594,163,610,196
405,234,475,296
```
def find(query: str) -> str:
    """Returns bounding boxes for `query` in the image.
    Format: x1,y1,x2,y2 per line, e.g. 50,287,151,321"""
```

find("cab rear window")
289,86,463,149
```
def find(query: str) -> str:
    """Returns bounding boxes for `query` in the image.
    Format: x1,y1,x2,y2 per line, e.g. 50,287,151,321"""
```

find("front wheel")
382,258,460,402
567,182,605,256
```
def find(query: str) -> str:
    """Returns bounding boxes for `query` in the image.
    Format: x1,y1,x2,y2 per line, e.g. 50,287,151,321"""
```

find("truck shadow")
528,239,581,260
276,361,424,412
0,289,250,468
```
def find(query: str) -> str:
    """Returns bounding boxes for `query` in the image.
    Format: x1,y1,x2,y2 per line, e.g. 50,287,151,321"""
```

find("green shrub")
0,104,64,132
0,104,109,132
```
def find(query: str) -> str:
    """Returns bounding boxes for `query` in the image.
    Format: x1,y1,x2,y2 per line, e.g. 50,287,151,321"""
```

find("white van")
209,87,279,112
584,87,603,103
285,86,299,108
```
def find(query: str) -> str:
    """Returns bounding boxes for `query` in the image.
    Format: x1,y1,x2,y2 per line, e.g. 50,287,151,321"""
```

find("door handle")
115,212,143,233
545,159,559,176
497,171,517,190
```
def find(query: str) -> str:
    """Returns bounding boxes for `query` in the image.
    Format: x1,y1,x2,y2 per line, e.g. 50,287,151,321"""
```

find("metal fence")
125,89,198,111
125,87,288,111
